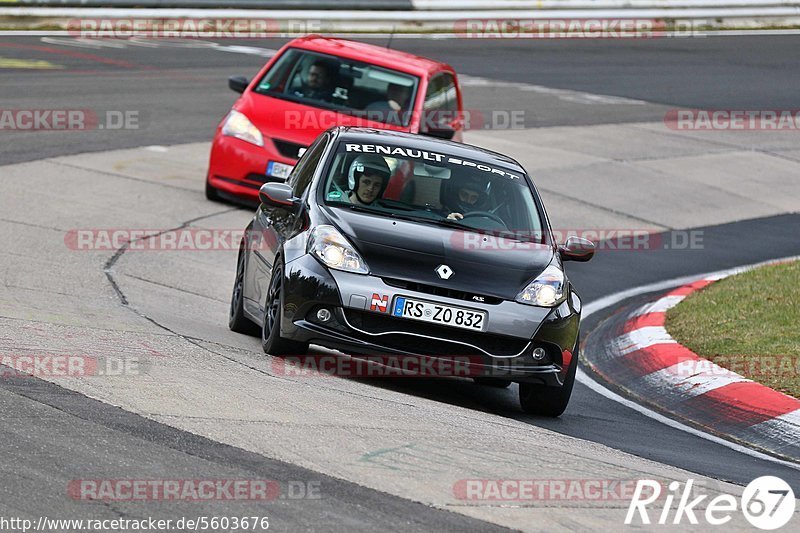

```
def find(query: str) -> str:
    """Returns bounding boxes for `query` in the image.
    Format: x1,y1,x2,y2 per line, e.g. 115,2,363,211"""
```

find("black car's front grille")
272,139,307,160
343,309,528,357
382,278,502,305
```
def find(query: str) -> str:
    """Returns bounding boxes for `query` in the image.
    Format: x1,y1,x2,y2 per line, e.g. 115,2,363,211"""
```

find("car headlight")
516,263,566,307
222,110,264,147
308,225,369,275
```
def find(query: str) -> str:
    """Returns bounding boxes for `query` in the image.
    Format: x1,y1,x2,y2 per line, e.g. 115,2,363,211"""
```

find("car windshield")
321,141,545,242
253,48,419,127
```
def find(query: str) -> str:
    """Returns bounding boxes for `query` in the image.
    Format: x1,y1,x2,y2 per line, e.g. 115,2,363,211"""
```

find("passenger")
365,83,412,125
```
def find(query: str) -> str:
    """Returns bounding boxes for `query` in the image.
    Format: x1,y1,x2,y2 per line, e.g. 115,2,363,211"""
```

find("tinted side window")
423,73,458,130
423,76,445,114
441,74,458,112
288,134,328,197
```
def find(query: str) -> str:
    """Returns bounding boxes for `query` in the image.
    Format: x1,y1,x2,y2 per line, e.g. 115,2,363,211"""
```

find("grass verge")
666,260,800,398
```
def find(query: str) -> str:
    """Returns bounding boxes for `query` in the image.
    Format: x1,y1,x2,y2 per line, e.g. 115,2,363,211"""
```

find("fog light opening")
532,347,547,361
316,308,332,323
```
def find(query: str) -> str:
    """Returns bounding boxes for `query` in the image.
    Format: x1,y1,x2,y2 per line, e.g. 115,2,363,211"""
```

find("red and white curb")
583,261,800,462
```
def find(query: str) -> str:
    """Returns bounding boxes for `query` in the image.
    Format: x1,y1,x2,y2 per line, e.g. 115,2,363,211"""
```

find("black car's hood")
323,207,555,300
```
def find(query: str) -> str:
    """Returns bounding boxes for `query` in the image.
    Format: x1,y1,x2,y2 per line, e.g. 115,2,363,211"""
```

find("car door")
246,133,330,313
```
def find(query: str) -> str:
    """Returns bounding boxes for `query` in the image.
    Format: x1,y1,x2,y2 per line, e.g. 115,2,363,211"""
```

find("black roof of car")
331,127,526,174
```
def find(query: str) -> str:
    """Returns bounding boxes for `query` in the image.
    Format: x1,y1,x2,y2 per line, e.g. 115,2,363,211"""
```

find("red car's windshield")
253,48,420,127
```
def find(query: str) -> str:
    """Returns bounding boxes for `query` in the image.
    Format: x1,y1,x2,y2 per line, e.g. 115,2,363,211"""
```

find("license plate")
266,161,294,180
391,296,487,331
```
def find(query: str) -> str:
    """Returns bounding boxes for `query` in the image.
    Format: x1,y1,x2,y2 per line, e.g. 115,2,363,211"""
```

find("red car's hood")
236,92,413,150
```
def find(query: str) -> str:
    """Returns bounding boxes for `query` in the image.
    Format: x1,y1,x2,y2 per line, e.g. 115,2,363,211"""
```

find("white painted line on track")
213,45,278,57
458,74,650,105
578,368,800,471
577,254,800,472
37,36,278,57
41,37,127,49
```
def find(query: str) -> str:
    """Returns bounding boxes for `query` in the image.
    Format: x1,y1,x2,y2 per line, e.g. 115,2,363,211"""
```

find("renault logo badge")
435,264,454,280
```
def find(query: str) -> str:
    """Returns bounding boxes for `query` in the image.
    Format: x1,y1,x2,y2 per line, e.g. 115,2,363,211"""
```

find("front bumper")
206,134,297,200
279,255,581,385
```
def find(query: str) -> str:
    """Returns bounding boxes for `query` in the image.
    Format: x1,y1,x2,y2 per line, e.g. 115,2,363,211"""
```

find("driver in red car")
443,175,489,220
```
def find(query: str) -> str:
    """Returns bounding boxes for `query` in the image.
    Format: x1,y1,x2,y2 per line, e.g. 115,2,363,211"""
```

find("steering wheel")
460,210,508,227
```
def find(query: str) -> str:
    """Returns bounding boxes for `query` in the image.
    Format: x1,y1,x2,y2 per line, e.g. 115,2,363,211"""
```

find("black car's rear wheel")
262,261,309,355
519,340,579,417
229,241,259,335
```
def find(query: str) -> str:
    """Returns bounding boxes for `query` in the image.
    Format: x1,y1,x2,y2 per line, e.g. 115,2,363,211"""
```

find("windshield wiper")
256,91,349,113
375,199,414,211
336,203,381,214
329,202,402,219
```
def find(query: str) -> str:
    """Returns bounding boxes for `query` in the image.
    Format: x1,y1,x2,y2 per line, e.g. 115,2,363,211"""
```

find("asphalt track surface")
1,35,800,529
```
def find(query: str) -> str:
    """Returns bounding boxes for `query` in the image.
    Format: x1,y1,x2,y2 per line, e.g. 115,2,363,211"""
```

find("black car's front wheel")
474,377,512,388
519,340,579,417
229,241,259,336
261,261,309,355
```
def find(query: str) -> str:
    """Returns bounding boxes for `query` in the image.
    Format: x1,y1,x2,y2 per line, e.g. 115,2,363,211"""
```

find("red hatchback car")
205,35,464,203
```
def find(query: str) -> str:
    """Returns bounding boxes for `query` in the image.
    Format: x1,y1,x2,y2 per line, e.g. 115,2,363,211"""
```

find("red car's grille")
272,139,307,160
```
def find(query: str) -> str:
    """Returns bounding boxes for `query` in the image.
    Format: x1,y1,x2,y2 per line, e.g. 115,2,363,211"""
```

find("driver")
443,175,489,220
295,60,336,102
347,154,391,205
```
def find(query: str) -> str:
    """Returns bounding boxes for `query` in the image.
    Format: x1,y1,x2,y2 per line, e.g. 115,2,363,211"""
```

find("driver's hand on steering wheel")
446,212,464,220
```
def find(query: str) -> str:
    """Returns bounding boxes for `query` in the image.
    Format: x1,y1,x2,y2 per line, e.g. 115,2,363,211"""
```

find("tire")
261,261,309,356
519,340,579,417
473,377,512,388
229,241,259,336
205,179,222,202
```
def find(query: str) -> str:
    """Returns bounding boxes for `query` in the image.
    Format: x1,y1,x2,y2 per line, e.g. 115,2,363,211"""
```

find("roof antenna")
387,26,395,50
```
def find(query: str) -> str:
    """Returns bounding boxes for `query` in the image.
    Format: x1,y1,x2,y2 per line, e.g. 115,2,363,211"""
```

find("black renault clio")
229,127,594,416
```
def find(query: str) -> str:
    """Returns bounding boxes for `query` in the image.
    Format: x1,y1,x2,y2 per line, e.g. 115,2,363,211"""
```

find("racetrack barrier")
2,1,800,33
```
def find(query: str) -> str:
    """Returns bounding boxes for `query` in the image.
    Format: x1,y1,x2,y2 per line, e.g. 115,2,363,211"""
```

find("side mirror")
259,182,298,209
228,76,249,94
423,126,456,140
559,236,595,262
